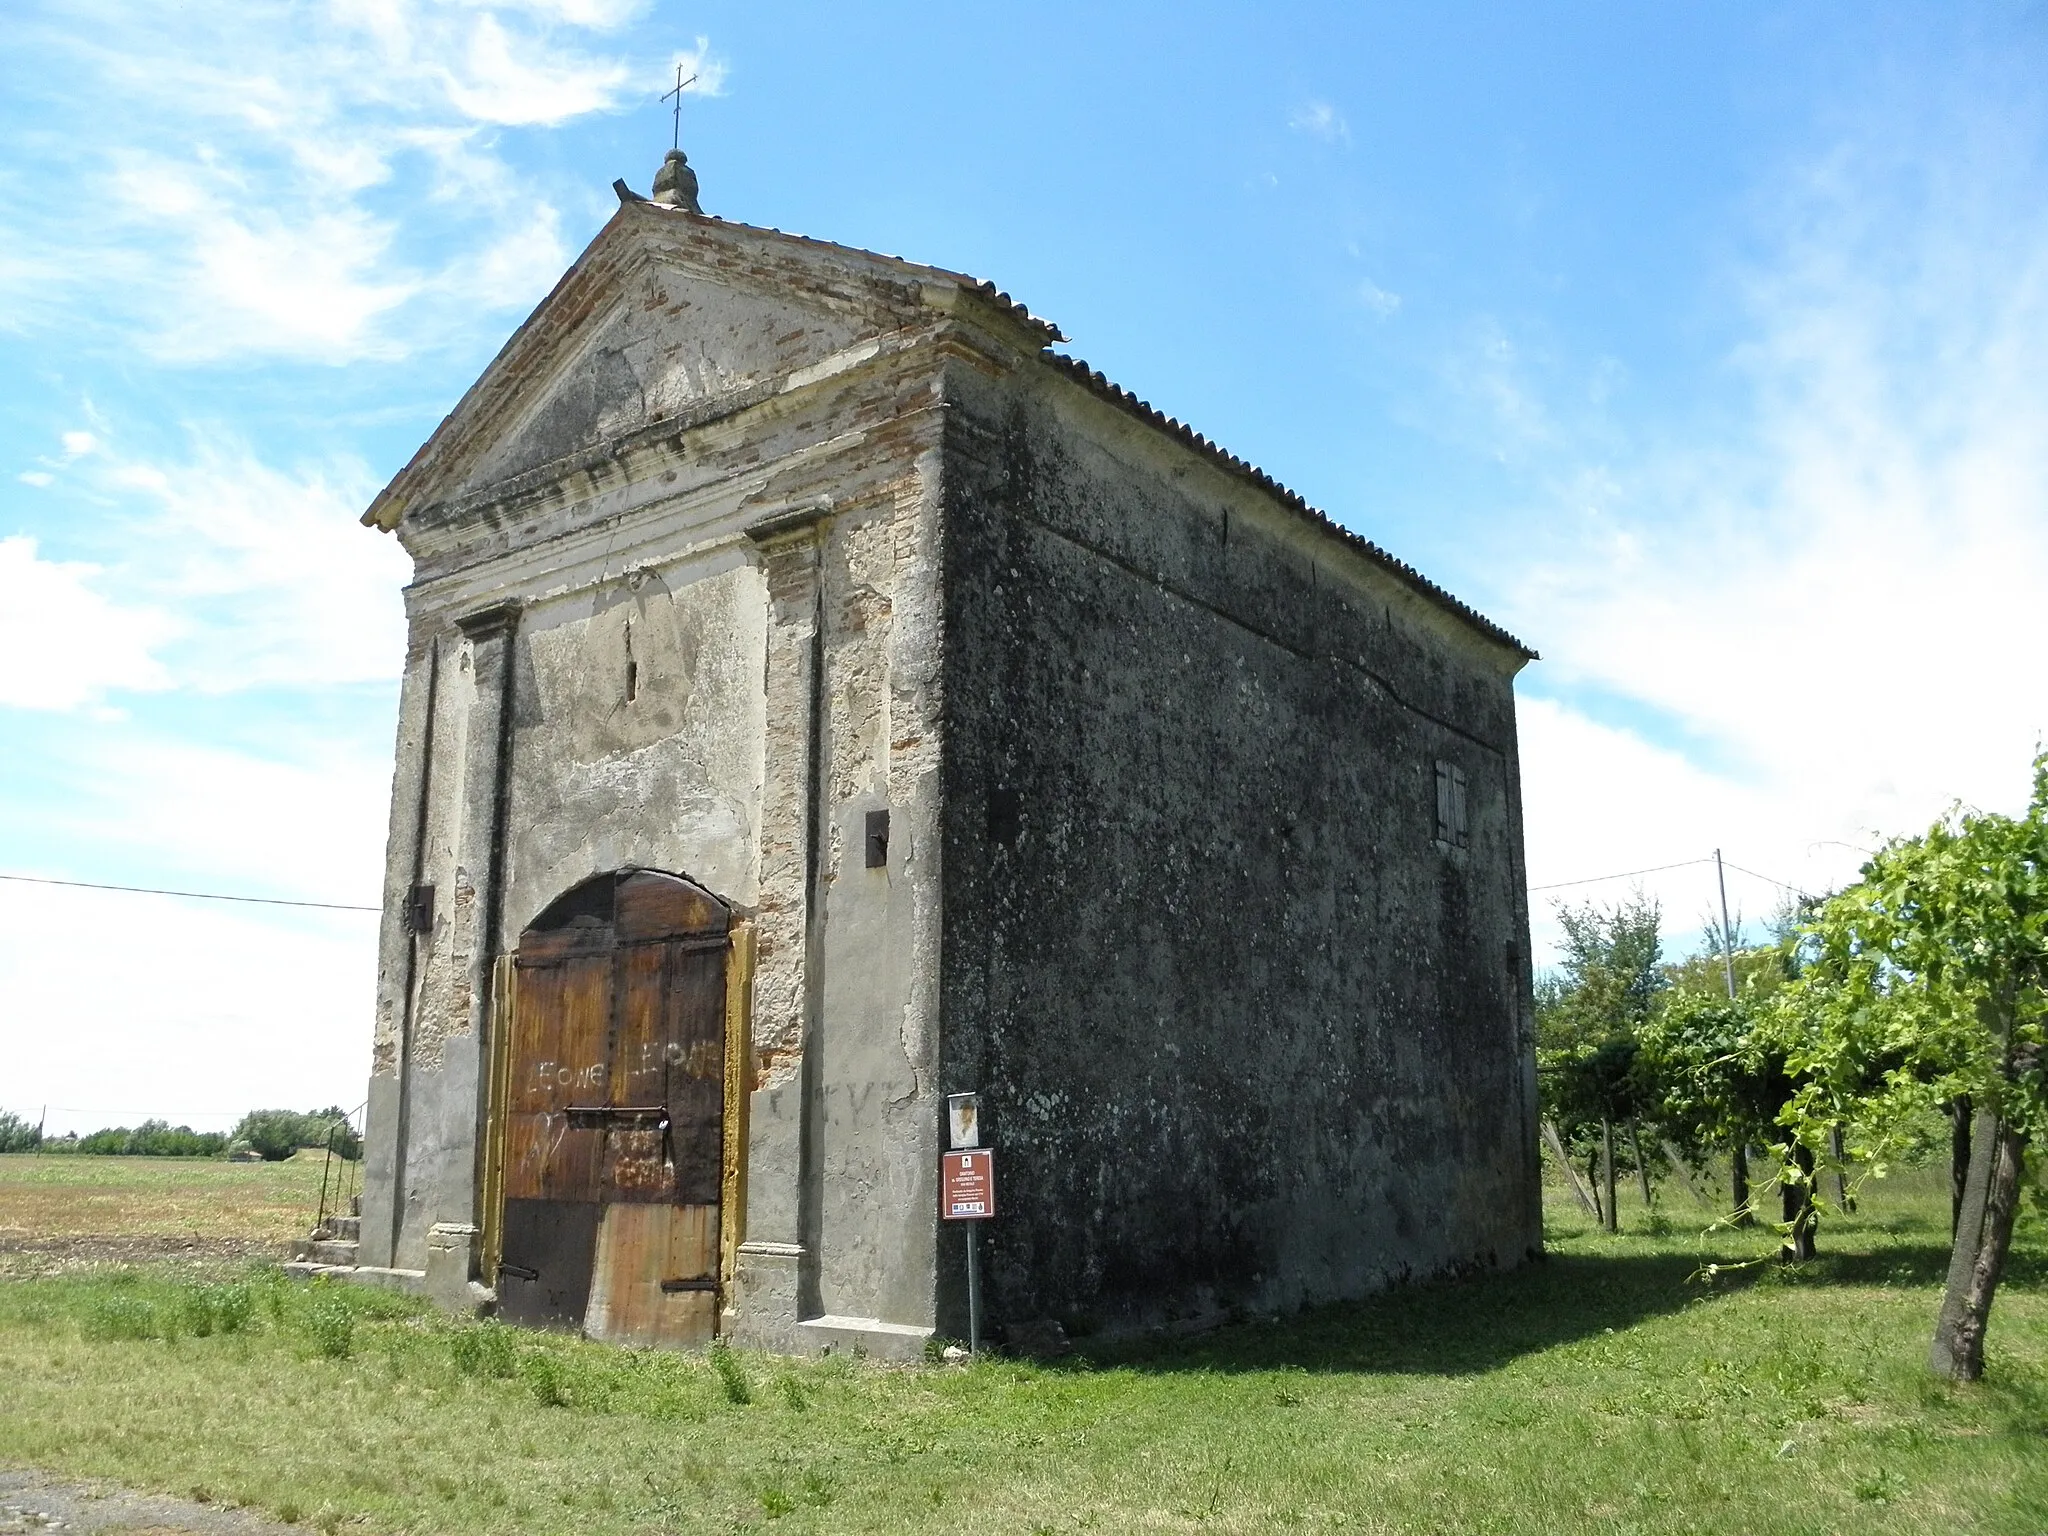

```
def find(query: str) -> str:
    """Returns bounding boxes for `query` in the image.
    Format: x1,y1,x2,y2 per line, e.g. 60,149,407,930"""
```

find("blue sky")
5,1,2047,1132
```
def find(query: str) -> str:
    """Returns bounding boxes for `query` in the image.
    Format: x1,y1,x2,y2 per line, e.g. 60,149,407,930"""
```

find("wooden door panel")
498,1197,602,1331
505,953,609,1202
506,1112,605,1202
585,1202,719,1348
662,945,726,1207
667,1079,723,1206
612,942,673,1109
616,871,729,942
501,870,730,1346
600,1125,672,1202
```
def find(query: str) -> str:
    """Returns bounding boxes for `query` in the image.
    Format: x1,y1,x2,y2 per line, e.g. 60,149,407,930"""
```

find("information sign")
941,1147,995,1221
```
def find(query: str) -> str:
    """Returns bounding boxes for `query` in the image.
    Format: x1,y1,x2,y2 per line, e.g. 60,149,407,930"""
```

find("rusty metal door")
500,869,729,1346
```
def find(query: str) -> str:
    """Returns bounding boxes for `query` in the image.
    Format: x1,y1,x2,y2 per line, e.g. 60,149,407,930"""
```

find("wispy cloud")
0,536,172,709
1289,99,1350,146
103,436,412,693
0,877,379,1137
2,431,409,711
1359,278,1402,318
0,2,726,364
1439,317,1556,461
1502,88,2048,948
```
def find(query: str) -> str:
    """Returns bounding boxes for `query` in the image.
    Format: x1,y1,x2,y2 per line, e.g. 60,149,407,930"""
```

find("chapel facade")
345,153,1543,1356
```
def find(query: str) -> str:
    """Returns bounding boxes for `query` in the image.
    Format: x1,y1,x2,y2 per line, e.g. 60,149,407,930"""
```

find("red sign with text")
941,1148,995,1220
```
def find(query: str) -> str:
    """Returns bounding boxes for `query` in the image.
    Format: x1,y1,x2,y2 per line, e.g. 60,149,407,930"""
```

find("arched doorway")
494,868,732,1347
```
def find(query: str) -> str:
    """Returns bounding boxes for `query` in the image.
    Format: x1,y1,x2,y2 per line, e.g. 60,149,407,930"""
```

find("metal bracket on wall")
563,1105,670,1130
405,882,435,934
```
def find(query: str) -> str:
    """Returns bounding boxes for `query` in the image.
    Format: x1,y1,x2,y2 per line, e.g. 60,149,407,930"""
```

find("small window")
1434,760,1468,849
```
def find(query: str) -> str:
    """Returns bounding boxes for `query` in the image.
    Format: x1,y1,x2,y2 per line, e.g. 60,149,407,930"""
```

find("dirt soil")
0,1155,335,1281
0,1235,288,1283
0,1469,297,1536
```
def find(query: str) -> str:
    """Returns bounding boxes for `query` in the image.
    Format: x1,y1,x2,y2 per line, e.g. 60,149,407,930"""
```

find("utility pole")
1714,848,1738,1002
1715,849,1753,1225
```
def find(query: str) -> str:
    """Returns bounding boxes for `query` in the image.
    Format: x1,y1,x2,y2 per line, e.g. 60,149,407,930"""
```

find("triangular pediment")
364,204,1028,534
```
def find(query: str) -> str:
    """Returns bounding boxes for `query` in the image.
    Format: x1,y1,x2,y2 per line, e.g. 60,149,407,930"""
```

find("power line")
0,852,1832,916
0,871,379,913
1529,853,1826,901
1719,859,1816,898
1528,858,1712,893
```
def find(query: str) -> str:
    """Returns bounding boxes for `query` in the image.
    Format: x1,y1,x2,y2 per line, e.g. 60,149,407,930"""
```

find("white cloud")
0,536,172,710
1505,100,2048,961
1359,279,1402,318
18,472,54,488
1289,99,1350,145
116,159,422,363
444,12,634,126
1517,698,1865,961
1,3,729,364
49,729,396,901
3,435,410,709
102,437,412,691
669,38,728,100
1442,317,1555,460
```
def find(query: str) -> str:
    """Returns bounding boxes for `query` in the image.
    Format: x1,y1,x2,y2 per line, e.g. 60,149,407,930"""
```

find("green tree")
1775,754,2048,1381
1538,894,1666,1229
230,1108,360,1162
0,1111,42,1153
1644,919,1813,1236
75,1120,226,1156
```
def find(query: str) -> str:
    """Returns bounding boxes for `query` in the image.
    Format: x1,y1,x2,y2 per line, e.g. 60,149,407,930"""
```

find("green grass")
0,1150,334,1241
0,1169,2042,1534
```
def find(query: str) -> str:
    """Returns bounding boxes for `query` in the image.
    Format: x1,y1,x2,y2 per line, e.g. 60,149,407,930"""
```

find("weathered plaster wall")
936,359,1541,1337
803,467,947,1334
501,552,766,928
358,244,956,1337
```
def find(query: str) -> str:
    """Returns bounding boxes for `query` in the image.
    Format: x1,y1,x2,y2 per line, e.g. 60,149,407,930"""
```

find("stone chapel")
339,150,1543,1357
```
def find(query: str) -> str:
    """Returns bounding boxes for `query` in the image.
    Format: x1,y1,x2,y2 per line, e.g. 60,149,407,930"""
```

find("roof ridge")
375,201,1536,658
633,210,1530,656
1032,351,1536,660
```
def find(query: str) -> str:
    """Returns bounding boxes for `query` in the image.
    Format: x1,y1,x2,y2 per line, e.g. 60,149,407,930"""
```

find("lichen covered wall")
936,361,1541,1336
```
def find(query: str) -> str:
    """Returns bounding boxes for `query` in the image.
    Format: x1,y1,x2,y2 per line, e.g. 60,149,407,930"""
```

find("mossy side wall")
935,360,1542,1337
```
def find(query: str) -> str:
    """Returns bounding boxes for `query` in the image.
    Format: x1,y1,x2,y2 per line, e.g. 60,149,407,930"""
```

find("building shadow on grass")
1063,1250,1746,1377
1758,1238,2045,1292
1060,1227,2042,1376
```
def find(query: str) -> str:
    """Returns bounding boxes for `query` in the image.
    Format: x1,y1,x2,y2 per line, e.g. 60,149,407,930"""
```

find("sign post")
941,1092,993,1353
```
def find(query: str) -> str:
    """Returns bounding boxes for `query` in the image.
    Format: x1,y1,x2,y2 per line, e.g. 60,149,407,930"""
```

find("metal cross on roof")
662,65,697,152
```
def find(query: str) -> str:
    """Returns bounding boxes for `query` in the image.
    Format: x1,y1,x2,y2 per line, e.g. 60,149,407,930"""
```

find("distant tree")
312,1106,363,1162
75,1119,227,1156
231,1108,360,1162
1773,753,2048,1381
1538,894,1666,1229
0,1111,42,1153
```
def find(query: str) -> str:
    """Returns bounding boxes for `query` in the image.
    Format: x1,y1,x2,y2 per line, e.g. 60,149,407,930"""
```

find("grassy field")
0,1152,336,1278
0,1157,2042,1535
